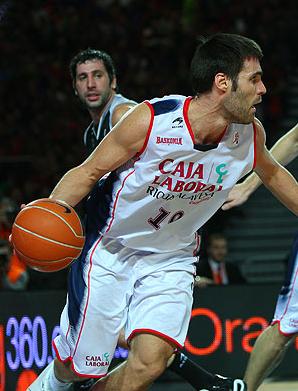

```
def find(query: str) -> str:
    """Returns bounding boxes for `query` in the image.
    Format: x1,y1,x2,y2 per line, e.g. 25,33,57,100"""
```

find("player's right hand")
221,184,250,211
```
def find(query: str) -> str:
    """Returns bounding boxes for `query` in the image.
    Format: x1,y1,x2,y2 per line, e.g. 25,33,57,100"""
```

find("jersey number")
148,207,184,230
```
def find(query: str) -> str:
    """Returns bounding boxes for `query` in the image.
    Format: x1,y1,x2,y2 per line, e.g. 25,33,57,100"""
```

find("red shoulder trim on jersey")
252,121,257,169
193,231,201,256
137,101,154,156
127,328,183,349
183,97,195,143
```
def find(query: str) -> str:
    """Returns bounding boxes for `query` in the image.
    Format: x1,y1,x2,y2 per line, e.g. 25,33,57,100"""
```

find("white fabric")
54,236,196,377
272,251,298,335
101,95,255,252
27,360,72,391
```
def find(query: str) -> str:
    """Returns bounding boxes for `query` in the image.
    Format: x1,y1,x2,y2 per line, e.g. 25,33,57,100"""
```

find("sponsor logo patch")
85,353,110,367
172,117,183,128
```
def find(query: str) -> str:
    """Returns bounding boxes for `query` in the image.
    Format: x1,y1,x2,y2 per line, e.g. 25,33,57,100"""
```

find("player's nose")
87,76,96,88
258,81,266,95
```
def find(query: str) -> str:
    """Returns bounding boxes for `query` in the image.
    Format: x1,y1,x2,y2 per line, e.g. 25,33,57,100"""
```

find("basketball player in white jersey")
222,124,298,391
28,33,298,391
70,48,249,391
68,48,236,391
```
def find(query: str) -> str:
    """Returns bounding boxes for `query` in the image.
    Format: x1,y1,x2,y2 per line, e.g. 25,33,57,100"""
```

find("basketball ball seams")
12,198,85,272
15,248,75,264
23,205,84,238
30,199,84,236
14,223,84,250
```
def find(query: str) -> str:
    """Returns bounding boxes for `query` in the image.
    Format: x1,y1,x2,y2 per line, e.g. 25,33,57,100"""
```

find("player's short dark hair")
69,48,116,84
190,33,263,95
208,233,227,245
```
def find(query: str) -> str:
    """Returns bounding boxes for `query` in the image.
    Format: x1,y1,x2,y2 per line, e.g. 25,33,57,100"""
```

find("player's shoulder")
231,117,264,137
111,94,137,126
252,118,266,143
147,94,188,116
253,117,264,131
113,93,137,107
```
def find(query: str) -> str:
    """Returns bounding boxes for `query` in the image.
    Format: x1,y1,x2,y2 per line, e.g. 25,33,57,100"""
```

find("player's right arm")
50,102,151,207
222,123,298,210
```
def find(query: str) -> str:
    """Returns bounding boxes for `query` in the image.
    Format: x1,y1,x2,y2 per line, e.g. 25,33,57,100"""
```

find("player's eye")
251,75,261,84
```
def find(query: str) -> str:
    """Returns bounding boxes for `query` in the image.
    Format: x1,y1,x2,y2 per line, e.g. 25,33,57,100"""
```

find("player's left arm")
111,103,136,127
253,119,298,216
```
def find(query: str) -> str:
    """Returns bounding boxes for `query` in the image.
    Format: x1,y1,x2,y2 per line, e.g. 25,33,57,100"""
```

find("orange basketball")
11,198,85,272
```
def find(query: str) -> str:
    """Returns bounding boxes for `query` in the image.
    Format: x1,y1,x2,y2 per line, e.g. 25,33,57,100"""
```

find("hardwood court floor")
151,379,298,390
259,380,298,390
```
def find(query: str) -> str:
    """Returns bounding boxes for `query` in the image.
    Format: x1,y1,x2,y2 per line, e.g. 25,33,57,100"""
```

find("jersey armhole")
252,121,257,169
137,101,154,157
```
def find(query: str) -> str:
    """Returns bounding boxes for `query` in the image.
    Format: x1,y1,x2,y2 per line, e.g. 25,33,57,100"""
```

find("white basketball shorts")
272,237,298,336
53,236,197,377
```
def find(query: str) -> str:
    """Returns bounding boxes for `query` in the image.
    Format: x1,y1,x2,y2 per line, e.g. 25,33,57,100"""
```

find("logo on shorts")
85,353,110,367
289,318,298,328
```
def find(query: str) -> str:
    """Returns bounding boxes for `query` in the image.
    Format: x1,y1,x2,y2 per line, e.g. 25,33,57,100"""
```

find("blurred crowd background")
1,0,297,290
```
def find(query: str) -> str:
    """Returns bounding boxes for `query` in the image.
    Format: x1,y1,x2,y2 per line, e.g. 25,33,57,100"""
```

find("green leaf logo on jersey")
215,163,228,184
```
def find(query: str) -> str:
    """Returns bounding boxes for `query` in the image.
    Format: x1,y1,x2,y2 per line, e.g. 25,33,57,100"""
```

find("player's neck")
89,91,116,125
188,96,230,145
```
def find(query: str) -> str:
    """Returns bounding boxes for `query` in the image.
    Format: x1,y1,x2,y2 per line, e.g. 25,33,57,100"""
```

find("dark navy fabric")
152,99,181,116
67,172,117,327
84,111,111,155
280,232,298,296
194,143,218,151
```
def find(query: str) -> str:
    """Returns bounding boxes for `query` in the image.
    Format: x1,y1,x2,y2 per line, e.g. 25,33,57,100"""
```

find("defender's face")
74,59,116,110
208,238,228,263
223,57,266,124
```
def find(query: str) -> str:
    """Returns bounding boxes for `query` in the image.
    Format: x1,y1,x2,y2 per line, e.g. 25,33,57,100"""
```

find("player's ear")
73,84,78,96
111,76,117,91
214,73,230,93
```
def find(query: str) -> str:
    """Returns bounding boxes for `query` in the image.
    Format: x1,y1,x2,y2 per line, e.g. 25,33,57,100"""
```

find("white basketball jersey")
89,95,256,252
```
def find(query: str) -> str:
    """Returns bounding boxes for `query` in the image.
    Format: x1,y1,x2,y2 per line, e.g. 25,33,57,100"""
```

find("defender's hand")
222,184,250,210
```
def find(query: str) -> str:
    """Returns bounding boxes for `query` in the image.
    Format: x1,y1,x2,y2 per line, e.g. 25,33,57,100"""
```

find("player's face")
208,239,227,262
223,57,266,124
74,60,116,110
